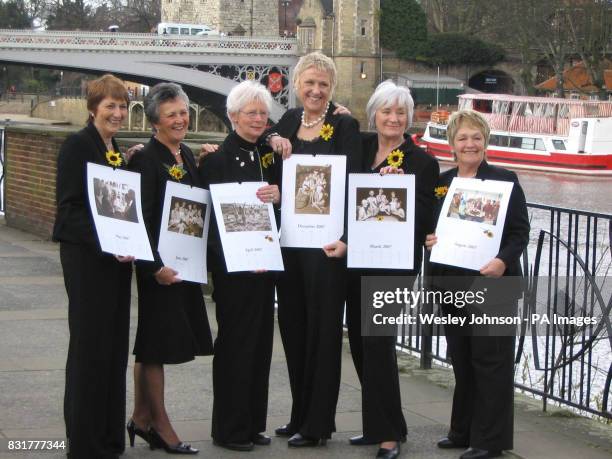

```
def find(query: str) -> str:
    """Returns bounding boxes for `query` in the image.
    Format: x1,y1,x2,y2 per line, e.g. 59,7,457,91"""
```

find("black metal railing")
0,126,5,214
393,203,612,420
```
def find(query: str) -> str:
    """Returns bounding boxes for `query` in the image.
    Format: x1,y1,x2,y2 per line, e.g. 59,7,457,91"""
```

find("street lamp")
281,0,291,35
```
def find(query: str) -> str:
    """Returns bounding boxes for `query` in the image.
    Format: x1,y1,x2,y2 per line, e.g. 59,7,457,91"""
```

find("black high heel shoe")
126,419,149,447
148,428,199,455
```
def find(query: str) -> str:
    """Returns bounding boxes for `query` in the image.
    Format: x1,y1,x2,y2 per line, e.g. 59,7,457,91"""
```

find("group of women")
54,51,529,459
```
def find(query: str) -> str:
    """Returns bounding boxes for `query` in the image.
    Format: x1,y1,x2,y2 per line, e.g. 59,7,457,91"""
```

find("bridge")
0,29,299,125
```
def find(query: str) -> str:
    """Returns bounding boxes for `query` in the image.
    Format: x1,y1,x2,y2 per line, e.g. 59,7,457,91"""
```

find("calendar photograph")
355,187,407,222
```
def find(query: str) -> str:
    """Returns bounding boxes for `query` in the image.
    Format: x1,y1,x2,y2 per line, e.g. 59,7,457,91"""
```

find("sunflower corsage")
386,149,404,168
319,123,334,141
434,185,449,199
105,150,124,167
260,152,274,169
165,163,186,181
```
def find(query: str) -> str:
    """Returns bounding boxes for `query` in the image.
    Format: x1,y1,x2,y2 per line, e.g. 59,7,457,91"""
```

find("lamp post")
281,0,291,35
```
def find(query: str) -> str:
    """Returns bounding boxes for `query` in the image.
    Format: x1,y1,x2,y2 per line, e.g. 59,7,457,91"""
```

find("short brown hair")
86,74,130,115
446,110,490,160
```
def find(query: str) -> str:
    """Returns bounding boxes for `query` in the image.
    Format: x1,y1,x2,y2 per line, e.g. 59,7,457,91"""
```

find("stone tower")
161,0,280,37
295,0,380,125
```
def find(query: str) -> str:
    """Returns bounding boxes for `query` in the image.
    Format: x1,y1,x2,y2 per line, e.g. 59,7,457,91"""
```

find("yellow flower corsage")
260,152,274,169
319,123,334,141
434,185,449,199
386,149,404,168
376,215,384,221
105,150,123,167
165,163,186,181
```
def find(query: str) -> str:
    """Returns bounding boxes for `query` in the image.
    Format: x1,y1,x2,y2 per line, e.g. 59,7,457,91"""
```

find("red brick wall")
4,127,69,239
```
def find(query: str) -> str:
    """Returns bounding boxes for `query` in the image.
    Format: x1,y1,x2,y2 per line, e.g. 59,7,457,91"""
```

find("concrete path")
0,218,611,459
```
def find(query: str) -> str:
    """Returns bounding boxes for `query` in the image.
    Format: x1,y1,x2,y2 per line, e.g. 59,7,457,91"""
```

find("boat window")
489,134,509,147
509,136,523,148
429,126,447,140
534,138,545,151
552,139,566,150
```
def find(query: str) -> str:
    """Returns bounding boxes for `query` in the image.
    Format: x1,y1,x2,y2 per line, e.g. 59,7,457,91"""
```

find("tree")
565,1,611,100
46,0,93,30
421,33,505,66
0,0,31,28
380,0,428,59
419,0,497,36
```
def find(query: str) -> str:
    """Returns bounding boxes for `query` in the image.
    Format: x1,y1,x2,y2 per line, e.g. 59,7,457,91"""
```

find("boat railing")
479,113,570,137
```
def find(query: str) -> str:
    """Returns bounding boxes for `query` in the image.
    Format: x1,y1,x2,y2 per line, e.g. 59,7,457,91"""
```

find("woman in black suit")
53,74,134,459
199,80,280,452
426,110,530,459
266,51,363,447
128,83,213,455
345,81,439,459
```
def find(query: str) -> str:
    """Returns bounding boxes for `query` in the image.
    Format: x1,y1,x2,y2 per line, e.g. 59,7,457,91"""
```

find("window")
534,138,545,151
428,126,447,140
509,136,522,148
552,139,566,150
489,134,509,147
180,28,190,35
360,19,367,36
508,136,546,150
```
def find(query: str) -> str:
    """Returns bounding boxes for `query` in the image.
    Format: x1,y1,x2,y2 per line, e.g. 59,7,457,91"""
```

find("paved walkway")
0,218,611,459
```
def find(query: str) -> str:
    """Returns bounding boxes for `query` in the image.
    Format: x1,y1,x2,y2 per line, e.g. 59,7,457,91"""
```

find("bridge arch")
468,69,515,93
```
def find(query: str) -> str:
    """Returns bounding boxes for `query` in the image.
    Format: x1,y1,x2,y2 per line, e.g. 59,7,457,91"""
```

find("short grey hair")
226,80,274,128
365,80,414,131
293,52,337,95
144,82,190,125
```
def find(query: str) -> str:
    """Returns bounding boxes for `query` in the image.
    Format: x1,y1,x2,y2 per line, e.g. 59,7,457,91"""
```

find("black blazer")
361,132,440,273
198,131,280,273
129,136,201,277
53,122,123,248
431,161,530,278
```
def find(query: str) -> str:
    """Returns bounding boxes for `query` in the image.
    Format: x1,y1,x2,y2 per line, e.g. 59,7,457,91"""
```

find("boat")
416,94,612,175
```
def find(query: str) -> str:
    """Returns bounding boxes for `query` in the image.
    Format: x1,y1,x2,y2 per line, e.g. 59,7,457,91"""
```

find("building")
536,60,612,100
296,0,380,124
161,0,279,37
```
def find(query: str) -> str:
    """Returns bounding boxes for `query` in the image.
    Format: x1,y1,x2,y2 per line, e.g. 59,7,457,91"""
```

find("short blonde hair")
293,52,337,95
446,110,490,160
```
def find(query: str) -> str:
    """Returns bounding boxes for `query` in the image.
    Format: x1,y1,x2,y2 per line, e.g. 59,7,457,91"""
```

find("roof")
459,93,612,106
536,60,612,92
390,72,465,90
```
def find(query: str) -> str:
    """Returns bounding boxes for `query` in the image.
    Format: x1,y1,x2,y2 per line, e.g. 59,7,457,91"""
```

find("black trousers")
346,272,408,442
211,271,275,443
444,326,515,451
60,243,132,459
276,249,347,439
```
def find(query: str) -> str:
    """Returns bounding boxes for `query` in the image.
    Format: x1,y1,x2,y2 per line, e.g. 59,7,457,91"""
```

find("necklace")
301,101,330,128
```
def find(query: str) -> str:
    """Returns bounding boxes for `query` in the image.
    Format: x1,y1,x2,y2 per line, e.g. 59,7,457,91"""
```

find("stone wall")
32,98,88,126
162,0,279,37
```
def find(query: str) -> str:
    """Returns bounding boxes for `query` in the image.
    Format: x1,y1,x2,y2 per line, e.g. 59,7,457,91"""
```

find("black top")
268,103,363,242
199,130,280,273
53,122,123,248
129,136,201,277
431,161,530,279
360,132,440,273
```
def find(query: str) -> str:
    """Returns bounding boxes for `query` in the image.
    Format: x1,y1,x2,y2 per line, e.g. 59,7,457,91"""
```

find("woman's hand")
256,184,281,204
480,258,506,278
425,233,437,251
114,255,135,263
323,240,347,258
200,143,219,158
379,166,404,175
269,135,292,159
154,266,182,285
125,144,144,162
332,103,351,116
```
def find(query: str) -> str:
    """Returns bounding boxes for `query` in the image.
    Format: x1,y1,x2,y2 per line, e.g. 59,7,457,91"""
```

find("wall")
32,98,88,126
4,126,67,238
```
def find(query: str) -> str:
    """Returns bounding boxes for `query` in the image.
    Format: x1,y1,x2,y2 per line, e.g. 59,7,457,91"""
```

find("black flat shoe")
275,424,293,437
148,428,198,454
287,433,327,447
376,443,400,459
126,419,149,447
460,447,502,459
251,433,271,445
349,435,378,446
437,437,469,449
213,439,254,452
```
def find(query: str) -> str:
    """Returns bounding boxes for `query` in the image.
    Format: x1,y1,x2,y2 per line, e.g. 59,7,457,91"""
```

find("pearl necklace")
301,101,330,128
